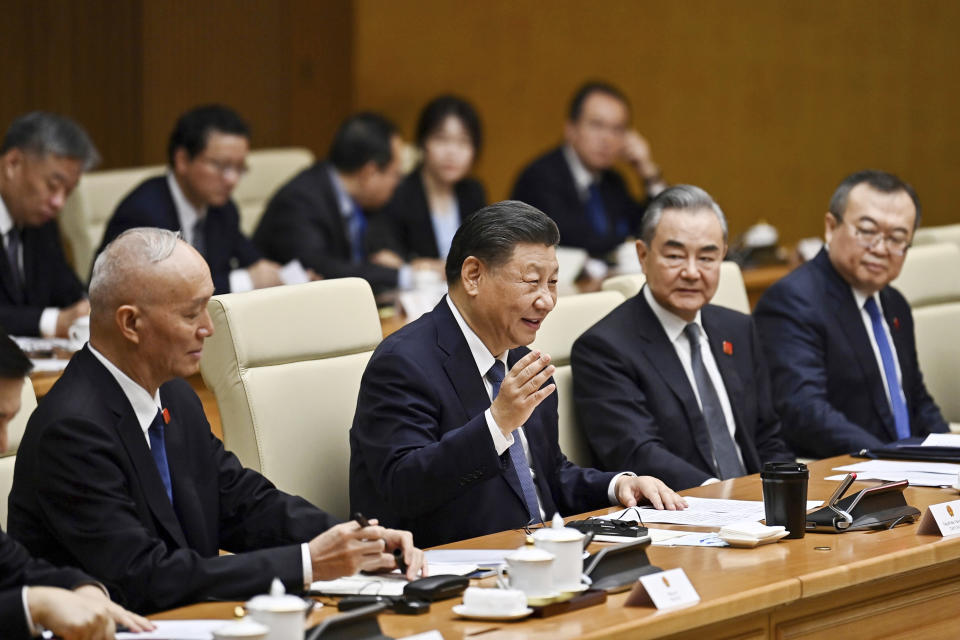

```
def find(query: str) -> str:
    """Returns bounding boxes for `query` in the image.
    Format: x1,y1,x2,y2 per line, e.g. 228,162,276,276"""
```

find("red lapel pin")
893,317,900,330
162,408,171,424
722,341,733,355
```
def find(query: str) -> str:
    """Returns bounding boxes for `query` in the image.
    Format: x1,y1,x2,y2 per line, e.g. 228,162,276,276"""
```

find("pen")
352,512,370,528
826,473,857,507
393,548,408,574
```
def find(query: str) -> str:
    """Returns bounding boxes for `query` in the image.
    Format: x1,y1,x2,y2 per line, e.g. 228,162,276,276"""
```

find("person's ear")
460,256,483,298
635,239,649,275
173,148,192,176
824,212,839,244
116,304,143,344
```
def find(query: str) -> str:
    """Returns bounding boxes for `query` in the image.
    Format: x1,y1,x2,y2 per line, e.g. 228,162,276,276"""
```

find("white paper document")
922,433,960,448
832,460,960,487
423,548,512,567
117,620,225,640
280,259,310,285
602,497,821,527
310,572,409,596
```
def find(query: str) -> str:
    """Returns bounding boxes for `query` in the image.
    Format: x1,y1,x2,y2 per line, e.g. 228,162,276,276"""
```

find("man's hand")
381,526,427,580
73,585,154,634
615,475,687,511
309,520,412,580
622,130,662,182
490,351,556,437
27,585,150,640
248,259,284,289
55,299,91,338
370,249,404,269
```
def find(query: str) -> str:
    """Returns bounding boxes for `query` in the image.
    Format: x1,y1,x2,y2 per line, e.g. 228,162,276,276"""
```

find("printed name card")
917,499,960,537
624,568,700,610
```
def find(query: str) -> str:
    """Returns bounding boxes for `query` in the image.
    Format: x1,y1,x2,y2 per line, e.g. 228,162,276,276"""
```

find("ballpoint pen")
826,473,857,507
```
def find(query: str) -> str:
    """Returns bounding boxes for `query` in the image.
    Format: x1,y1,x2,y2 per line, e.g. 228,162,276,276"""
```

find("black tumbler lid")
761,461,809,479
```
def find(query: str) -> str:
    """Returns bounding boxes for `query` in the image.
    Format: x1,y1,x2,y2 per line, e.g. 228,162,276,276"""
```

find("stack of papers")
601,497,822,528
117,620,226,639
828,460,960,487
922,433,960,448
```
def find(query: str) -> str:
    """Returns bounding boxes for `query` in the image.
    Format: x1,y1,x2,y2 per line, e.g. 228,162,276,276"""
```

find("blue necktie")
585,183,609,236
349,202,367,264
487,361,542,525
864,297,910,440
149,409,174,504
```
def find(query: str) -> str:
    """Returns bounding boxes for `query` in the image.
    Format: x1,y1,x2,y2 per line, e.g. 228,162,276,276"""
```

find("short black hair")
166,104,250,167
1,111,100,170
445,200,560,285
415,95,483,156
0,332,32,379
568,81,631,122
828,170,922,229
328,112,398,173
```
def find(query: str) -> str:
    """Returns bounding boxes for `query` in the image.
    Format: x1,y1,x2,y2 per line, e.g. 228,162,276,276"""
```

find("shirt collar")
850,286,883,313
0,193,14,236
643,284,704,344
327,166,357,220
88,344,162,435
167,171,206,236
445,295,508,379
562,144,597,199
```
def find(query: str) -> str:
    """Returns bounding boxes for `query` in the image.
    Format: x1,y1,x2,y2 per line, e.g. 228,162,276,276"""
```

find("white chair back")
59,165,164,281
912,302,960,423
233,148,315,236
891,243,960,307
199,278,381,519
600,261,750,313
911,223,960,253
531,291,624,467
0,378,38,528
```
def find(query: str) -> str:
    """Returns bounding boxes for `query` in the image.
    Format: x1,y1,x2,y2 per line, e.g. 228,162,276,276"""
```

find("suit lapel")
0,239,20,303
318,164,352,255
634,294,717,473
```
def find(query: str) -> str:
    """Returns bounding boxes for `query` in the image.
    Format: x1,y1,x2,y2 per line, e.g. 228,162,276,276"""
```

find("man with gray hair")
9,227,423,614
0,112,98,337
571,185,793,490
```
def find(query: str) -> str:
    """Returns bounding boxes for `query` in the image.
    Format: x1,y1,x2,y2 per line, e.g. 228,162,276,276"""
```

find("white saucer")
453,604,534,621
560,584,590,595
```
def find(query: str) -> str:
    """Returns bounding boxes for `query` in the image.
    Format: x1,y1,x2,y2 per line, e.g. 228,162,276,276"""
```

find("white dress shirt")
167,173,253,293
87,345,313,587
0,195,60,337
850,287,906,412
643,286,745,480
445,296,626,516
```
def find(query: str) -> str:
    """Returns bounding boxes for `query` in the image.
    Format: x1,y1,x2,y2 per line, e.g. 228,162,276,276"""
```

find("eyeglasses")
201,157,248,178
844,220,911,256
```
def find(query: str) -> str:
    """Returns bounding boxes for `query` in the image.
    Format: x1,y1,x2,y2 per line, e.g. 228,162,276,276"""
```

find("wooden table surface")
152,455,960,640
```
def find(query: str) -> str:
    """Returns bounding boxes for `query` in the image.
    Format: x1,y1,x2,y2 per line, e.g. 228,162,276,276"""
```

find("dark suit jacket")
571,292,793,490
367,168,486,260
8,348,339,614
253,162,399,292
98,176,261,295
754,249,947,458
511,146,646,257
349,297,617,548
0,218,85,336
0,529,93,639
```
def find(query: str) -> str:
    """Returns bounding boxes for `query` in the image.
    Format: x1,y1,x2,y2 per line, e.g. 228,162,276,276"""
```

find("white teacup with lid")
246,578,310,640
497,544,556,599
532,513,587,592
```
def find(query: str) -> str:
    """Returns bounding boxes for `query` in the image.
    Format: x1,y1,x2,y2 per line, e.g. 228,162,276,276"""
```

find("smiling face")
825,183,916,295
0,149,83,226
465,243,559,355
637,208,725,322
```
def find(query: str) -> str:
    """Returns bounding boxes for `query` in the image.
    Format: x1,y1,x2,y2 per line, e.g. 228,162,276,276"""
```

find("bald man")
9,227,423,614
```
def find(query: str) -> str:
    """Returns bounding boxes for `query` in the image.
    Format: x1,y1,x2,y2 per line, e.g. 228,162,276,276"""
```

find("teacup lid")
507,545,554,563
246,578,310,613
212,619,269,639
532,512,584,542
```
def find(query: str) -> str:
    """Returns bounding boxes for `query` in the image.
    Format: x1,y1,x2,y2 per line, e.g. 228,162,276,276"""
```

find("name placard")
917,499,960,537
624,568,700,610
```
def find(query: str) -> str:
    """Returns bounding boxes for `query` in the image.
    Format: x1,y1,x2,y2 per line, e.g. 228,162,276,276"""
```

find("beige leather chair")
601,261,750,313
0,378,39,528
232,147,315,236
912,302,960,426
59,165,164,282
530,291,625,467
912,223,960,252
199,278,381,520
891,243,960,307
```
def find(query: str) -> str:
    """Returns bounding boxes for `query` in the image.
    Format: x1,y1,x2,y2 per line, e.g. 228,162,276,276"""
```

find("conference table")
153,455,960,640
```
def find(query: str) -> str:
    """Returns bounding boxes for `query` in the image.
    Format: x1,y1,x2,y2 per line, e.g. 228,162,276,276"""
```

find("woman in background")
369,95,485,263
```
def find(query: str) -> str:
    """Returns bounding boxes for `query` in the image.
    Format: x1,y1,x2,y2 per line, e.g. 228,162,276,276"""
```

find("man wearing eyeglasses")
755,170,947,458
98,104,283,294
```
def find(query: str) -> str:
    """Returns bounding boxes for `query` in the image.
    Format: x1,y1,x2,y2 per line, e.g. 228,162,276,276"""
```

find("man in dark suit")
350,201,685,548
0,331,151,639
98,105,283,295
255,112,443,293
511,82,667,274
0,112,96,337
572,186,793,490
9,228,423,614
755,171,947,458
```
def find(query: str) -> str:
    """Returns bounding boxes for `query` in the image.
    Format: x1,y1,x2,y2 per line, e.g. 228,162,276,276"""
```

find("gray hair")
1,111,100,170
89,228,181,313
639,184,728,245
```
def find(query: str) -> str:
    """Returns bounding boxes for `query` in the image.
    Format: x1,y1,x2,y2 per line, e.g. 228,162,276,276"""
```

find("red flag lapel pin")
162,408,171,424
722,341,733,356
892,317,901,330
